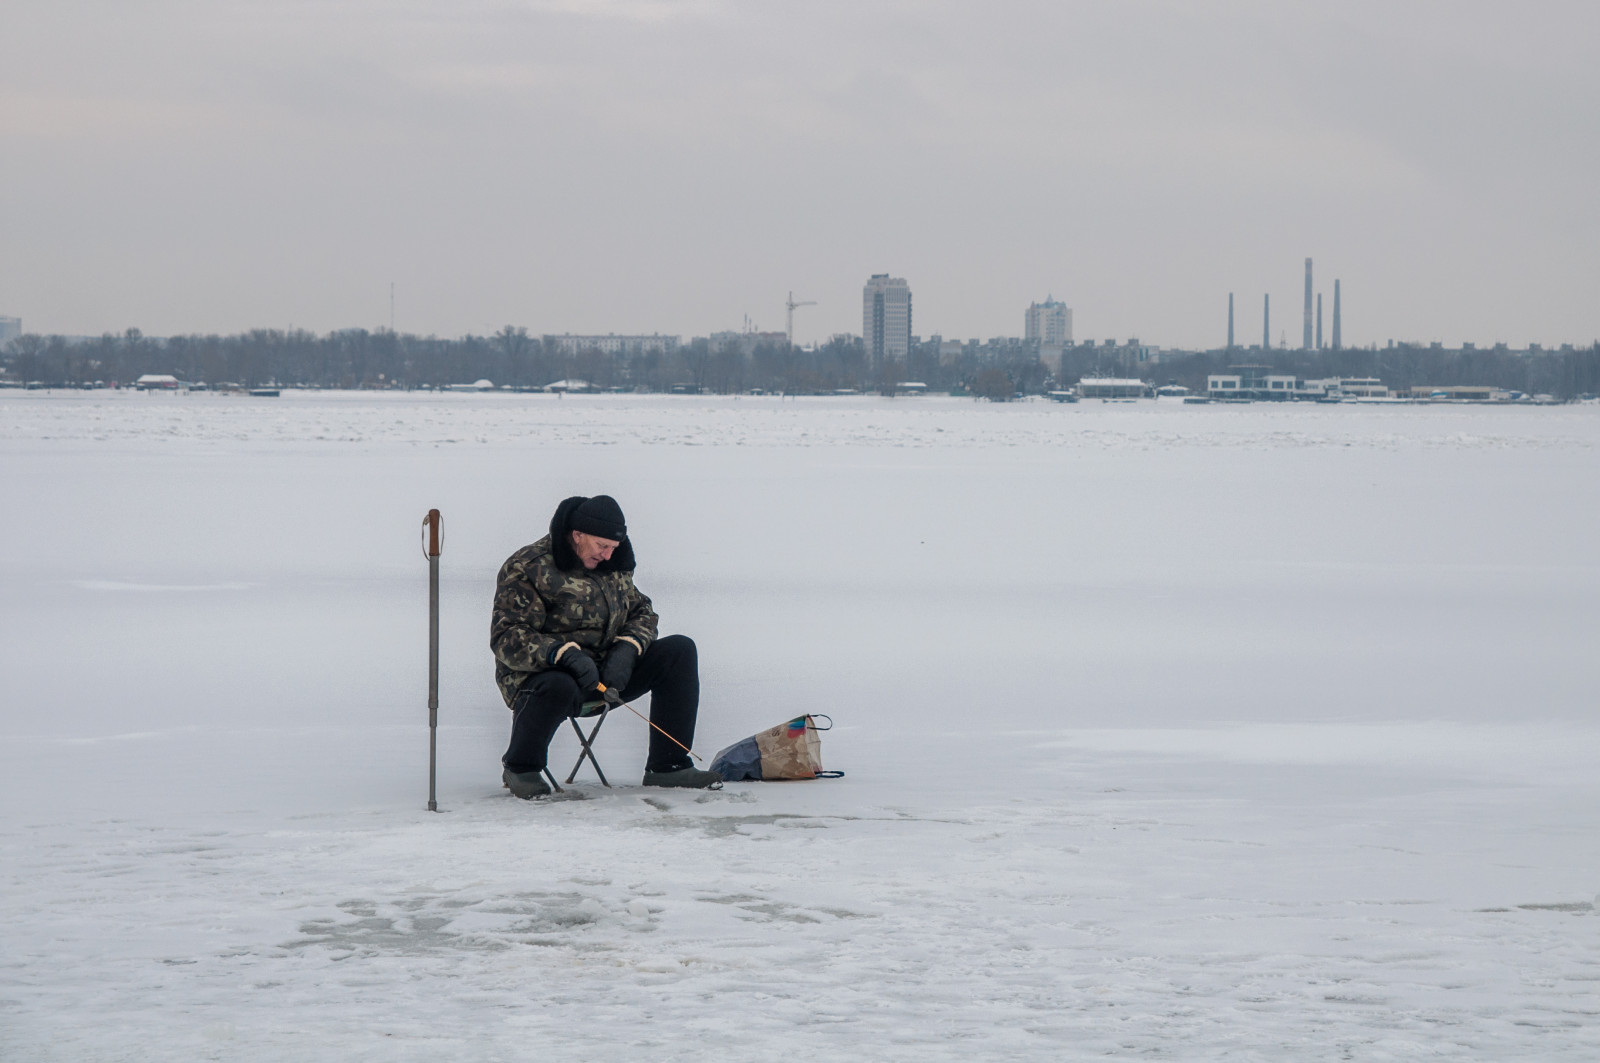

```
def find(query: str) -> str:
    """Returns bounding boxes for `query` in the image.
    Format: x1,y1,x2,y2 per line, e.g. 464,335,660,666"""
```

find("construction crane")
785,291,817,347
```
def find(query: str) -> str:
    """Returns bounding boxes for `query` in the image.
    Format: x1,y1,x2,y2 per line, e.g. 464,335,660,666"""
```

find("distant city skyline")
9,254,1594,357
3,3,1597,348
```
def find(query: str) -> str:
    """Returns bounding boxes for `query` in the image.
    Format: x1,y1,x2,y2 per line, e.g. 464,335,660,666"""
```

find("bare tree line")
0,327,871,393
4,327,1597,399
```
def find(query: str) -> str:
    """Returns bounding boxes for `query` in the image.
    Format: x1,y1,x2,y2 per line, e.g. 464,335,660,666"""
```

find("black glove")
601,641,638,696
554,645,600,691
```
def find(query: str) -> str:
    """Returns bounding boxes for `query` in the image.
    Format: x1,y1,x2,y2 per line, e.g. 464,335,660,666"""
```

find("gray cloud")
3,0,1596,347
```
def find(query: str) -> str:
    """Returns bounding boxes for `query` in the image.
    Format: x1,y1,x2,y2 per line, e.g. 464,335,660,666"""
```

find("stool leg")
565,711,612,787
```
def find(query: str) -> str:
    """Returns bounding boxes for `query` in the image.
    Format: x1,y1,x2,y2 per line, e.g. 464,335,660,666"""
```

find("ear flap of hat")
550,496,587,570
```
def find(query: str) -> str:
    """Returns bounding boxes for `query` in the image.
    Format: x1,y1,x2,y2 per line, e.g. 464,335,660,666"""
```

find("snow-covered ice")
3,390,1598,1060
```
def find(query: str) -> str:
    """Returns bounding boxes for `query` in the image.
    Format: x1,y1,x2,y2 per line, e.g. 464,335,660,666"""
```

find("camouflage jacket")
490,534,659,707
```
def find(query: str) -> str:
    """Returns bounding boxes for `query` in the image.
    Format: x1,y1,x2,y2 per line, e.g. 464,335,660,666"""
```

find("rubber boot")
503,767,552,799
642,766,723,789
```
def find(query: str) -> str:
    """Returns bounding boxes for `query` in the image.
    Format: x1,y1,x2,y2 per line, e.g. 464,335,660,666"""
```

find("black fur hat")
549,495,636,572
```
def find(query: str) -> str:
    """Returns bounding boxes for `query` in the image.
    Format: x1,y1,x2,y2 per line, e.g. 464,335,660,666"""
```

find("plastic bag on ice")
709,715,842,781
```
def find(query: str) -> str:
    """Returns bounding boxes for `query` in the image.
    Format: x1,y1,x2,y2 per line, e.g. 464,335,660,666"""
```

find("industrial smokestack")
1317,293,1323,350
1263,294,1270,349
1228,293,1234,349
1333,280,1342,350
1303,258,1313,351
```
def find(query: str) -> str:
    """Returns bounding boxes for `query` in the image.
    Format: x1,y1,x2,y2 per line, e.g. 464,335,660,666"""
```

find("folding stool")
563,702,613,787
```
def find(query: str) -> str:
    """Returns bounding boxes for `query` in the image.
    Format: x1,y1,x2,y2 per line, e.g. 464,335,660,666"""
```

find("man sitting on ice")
491,494,721,797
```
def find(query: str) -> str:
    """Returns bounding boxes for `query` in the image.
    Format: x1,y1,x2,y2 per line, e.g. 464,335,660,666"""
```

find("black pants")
503,634,699,775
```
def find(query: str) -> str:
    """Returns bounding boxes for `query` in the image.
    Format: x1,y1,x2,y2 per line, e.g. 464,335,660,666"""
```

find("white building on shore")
709,330,787,356
545,334,680,356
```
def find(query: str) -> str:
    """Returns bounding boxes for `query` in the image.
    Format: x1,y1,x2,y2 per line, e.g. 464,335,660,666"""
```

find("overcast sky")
3,0,1596,349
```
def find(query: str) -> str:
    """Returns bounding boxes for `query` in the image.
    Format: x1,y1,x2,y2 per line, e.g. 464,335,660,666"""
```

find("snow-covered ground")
3,390,1599,1060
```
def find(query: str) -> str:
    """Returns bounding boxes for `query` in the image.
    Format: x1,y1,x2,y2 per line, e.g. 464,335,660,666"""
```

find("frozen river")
3,390,1599,1060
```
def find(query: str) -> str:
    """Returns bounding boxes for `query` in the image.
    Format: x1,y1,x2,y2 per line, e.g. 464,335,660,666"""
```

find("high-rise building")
1024,297,1072,346
862,274,912,367
0,316,20,346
